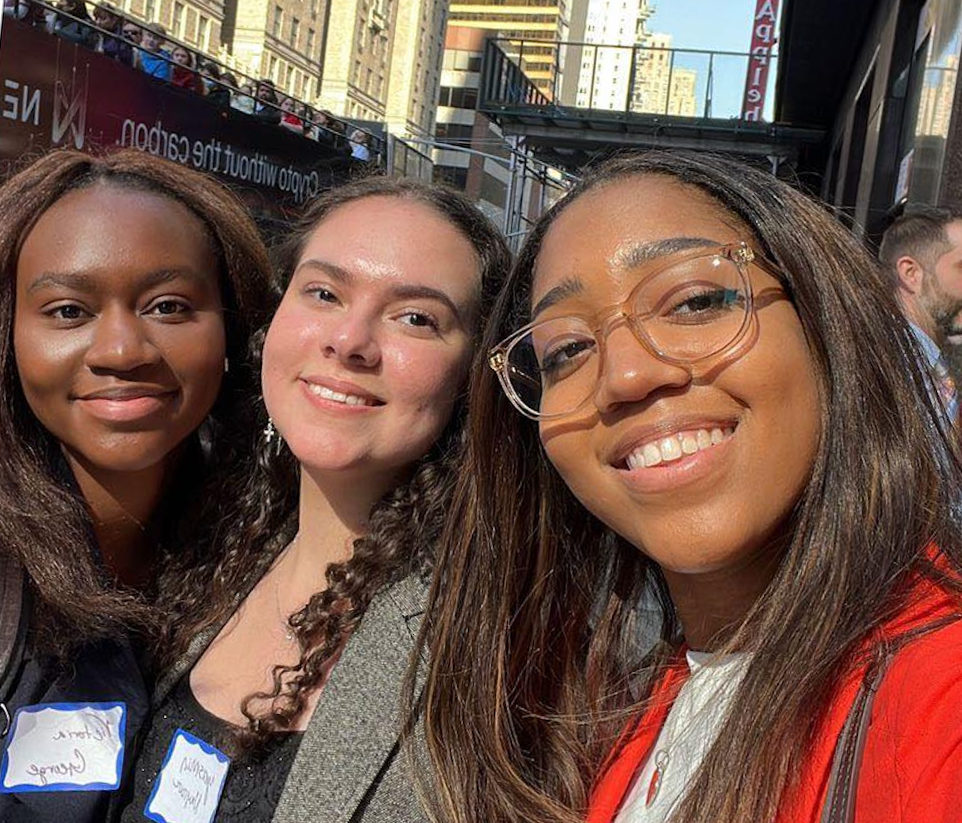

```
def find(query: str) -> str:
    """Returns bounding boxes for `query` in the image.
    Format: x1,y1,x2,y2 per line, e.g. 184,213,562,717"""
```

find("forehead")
299,196,481,300
532,175,747,300
17,184,216,288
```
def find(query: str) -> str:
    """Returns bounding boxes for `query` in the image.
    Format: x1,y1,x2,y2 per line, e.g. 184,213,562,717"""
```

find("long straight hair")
415,151,962,823
0,149,275,657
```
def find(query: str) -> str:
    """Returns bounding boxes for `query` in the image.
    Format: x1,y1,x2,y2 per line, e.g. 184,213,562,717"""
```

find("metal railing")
481,37,779,122
3,0,384,160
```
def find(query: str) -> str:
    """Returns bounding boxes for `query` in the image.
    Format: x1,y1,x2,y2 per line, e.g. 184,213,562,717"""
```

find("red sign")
741,0,779,121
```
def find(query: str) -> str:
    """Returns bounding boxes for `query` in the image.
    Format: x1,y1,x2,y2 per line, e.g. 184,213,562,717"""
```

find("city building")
433,25,566,233
447,0,570,98
563,0,652,111
117,0,225,62
225,0,324,100
632,31,697,117
383,0,447,137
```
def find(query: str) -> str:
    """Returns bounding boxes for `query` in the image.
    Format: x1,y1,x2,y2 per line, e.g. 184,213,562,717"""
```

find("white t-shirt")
614,651,749,823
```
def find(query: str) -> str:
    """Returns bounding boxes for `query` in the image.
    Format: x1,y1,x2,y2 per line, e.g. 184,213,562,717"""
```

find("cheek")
383,343,468,414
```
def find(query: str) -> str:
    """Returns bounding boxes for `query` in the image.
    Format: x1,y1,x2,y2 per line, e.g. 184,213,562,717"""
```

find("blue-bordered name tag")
0,702,126,793
144,728,230,823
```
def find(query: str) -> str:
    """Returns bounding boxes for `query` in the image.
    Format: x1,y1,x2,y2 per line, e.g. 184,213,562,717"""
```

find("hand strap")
0,554,28,736
820,645,894,823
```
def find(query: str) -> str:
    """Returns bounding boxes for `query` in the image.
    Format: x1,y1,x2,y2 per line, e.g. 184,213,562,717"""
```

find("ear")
895,255,925,295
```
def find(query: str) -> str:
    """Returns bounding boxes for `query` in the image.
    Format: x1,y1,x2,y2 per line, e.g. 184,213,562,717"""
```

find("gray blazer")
154,573,433,823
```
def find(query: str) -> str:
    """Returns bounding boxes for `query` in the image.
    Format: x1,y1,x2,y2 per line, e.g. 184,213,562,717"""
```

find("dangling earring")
224,357,230,374
263,418,277,444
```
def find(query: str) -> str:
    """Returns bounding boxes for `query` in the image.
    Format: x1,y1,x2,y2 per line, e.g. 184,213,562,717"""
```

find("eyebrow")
295,258,469,323
26,268,212,295
611,236,723,270
530,236,723,320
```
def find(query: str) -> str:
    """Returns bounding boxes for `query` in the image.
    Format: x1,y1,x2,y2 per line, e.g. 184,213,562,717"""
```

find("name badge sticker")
0,702,127,793
144,729,230,823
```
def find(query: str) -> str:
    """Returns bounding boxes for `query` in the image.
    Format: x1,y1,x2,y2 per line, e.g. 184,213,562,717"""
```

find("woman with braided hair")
120,176,510,823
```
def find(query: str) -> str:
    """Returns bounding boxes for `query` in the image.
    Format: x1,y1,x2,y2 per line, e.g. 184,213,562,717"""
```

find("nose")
592,321,692,413
321,311,381,368
84,308,159,374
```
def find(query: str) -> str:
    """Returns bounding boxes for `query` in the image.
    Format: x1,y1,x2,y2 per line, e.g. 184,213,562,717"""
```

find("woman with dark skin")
417,151,962,823
120,177,509,823
0,149,273,823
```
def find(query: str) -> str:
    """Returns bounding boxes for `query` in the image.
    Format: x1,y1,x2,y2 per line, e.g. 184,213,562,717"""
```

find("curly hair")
158,174,511,750
0,148,275,658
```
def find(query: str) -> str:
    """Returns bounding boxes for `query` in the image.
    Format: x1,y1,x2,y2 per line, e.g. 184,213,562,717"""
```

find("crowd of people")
0,143,961,823
2,0,377,160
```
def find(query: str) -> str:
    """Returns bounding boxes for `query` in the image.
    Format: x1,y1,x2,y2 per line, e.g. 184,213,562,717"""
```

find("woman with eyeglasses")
416,151,962,823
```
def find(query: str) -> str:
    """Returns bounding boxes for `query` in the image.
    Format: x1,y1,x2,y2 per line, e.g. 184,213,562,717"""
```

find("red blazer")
588,571,962,823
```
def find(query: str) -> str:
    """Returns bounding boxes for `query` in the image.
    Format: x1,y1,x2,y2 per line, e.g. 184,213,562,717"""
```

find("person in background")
278,97,304,133
0,149,274,823
92,2,132,65
170,45,204,94
418,150,962,823
349,128,372,162
879,204,962,428
53,0,96,48
201,62,231,106
137,23,171,81
253,79,281,124
121,18,142,52
231,80,256,114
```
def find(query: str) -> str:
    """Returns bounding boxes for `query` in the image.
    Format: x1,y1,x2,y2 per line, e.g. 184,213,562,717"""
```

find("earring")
224,357,230,374
264,419,277,444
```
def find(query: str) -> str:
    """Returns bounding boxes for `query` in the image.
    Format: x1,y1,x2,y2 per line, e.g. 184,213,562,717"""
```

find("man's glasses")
488,243,757,420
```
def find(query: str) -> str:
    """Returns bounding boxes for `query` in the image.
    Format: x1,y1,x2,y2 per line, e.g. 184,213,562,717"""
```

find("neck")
662,538,783,652
286,465,403,598
65,450,174,590
902,298,941,346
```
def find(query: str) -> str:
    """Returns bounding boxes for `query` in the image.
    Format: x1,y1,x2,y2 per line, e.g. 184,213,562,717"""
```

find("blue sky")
643,0,782,119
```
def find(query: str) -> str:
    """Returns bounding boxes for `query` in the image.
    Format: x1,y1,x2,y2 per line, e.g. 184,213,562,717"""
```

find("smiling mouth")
623,425,736,469
304,382,383,407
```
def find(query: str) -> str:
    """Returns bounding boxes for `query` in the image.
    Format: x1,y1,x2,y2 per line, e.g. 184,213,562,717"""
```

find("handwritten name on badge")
144,729,230,823
0,702,127,792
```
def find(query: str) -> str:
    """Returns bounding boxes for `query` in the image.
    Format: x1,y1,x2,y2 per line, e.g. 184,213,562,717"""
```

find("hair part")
416,149,962,823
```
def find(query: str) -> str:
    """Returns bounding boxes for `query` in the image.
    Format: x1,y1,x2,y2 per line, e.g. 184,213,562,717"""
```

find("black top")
120,676,303,823
0,624,151,823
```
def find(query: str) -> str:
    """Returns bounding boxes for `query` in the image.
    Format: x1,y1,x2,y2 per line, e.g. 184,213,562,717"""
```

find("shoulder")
858,617,962,820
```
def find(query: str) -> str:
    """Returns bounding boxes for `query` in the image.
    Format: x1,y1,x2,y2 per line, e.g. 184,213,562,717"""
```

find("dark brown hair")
878,203,962,288
0,149,275,657
159,174,511,750
416,150,962,823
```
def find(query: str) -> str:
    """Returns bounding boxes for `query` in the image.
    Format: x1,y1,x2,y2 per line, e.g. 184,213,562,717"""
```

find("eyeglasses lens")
503,252,749,418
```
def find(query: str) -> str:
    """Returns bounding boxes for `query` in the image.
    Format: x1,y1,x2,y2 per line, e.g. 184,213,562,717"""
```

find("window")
290,17,299,46
269,55,278,81
198,15,210,50
435,122,473,144
145,0,154,20
272,5,283,38
309,0,317,19
307,28,315,56
172,1,184,37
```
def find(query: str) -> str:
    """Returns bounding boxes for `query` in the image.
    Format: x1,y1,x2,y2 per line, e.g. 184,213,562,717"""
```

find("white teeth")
625,426,734,470
308,383,373,406
659,437,683,462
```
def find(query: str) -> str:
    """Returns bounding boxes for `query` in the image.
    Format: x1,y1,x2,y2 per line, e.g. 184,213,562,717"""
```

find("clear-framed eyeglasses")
488,243,758,420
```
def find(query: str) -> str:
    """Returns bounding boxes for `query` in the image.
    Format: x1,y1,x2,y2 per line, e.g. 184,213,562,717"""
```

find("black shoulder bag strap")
0,553,28,738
